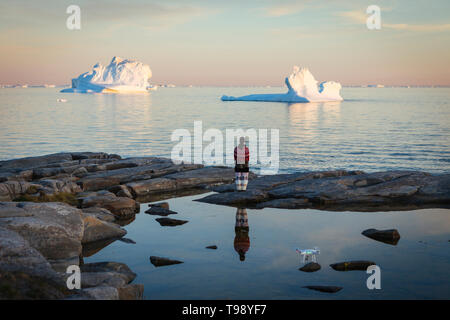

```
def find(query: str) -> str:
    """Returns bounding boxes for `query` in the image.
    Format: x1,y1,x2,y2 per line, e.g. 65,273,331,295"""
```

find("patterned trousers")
235,172,249,191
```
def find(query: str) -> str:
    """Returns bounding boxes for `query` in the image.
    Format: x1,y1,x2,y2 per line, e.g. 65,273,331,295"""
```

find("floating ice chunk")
222,66,343,102
61,56,152,93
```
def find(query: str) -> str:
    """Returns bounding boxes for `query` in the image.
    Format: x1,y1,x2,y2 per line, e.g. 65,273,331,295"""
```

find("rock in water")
78,191,139,220
148,202,170,209
155,217,188,227
299,262,321,272
150,256,183,267
118,237,136,244
82,207,116,223
81,215,126,244
145,206,177,216
330,261,376,271
303,286,343,293
362,228,401,245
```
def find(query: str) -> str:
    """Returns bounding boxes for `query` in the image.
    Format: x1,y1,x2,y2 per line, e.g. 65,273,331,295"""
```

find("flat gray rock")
80,261,136,283
127,178,177,197
0,226,68,299
81,214,126,244
0,202,84,261
82,207,116,223
149,202,170,209
78,161,201,192
78,191,139,219
196,189,268,206
197,170,450,210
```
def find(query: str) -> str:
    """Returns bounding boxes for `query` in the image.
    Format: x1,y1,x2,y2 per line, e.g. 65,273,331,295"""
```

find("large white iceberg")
222,66,343,102
61,56,152,93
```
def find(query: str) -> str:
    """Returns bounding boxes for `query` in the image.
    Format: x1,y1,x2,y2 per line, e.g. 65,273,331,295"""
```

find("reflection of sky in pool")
85,193,450,299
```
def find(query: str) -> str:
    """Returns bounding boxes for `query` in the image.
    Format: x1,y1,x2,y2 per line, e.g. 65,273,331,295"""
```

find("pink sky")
1,1,449,86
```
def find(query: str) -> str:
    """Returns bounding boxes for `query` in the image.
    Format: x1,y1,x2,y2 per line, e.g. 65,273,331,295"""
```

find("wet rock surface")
1,152,236,207
362,228,401,245
330,261,376,271
155,217,188,227
299,262,321,272
81,207,116,223
145,206,177,216
198,170,450,211
77,190,140,220
150,256,184,267
8,152,447,212
81,214,127,244
149,202,170,209
197,189,268,206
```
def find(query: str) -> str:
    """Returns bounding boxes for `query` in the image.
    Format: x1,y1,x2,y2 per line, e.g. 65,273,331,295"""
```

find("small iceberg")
61,56,152,93
222,66,343,102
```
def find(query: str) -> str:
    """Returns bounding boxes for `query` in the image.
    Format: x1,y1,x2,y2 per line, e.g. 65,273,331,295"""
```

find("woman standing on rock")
234,137,249,191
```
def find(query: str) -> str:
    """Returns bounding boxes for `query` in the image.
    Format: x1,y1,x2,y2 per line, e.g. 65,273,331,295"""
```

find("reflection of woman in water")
234,208,250,261
234,137,249,191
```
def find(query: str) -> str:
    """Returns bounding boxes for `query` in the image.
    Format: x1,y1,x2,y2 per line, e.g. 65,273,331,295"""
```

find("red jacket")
234,146,249,163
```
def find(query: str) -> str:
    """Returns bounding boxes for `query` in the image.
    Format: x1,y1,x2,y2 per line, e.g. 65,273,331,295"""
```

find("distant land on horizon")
1,84,450,88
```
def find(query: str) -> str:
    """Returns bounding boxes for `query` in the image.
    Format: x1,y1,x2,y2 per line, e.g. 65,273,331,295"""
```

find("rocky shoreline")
199,170,450,211
0,152,248,299
0,152,449,299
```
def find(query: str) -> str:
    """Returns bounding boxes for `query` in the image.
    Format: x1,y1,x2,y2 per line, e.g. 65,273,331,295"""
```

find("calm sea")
1,87,449,173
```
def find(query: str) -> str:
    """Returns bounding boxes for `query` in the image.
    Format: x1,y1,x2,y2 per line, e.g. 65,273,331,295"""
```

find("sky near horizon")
0,0,449,86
